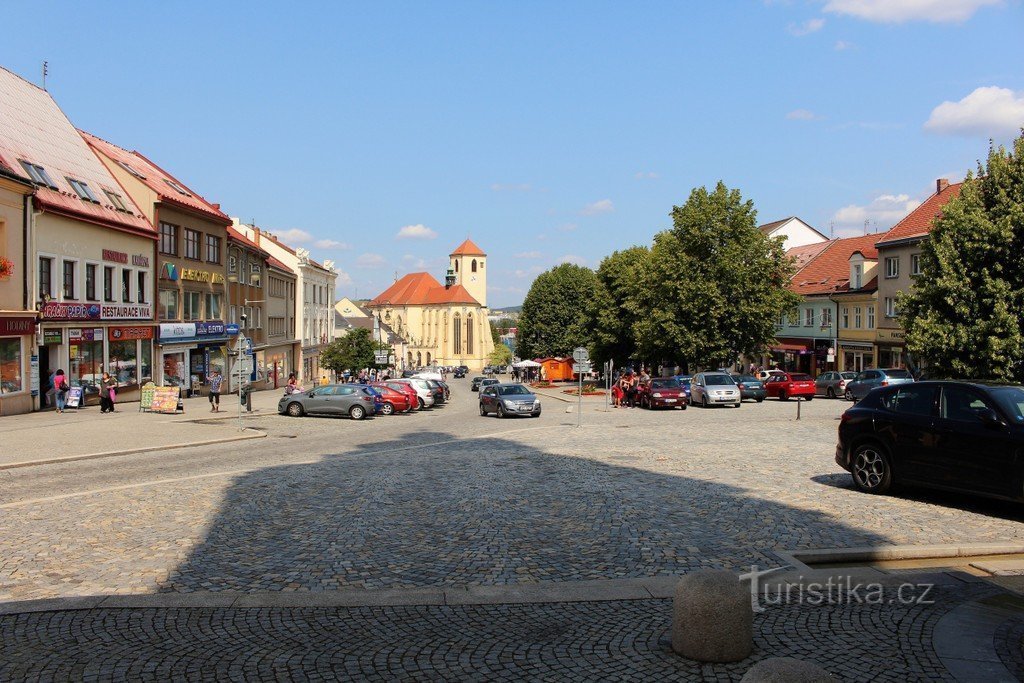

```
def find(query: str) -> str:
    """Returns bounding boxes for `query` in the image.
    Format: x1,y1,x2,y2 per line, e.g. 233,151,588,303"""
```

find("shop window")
103,266,115,302
0,338,22,394
140,342,152,384
163,351,188,387
85,264,97,301
62,260,76,299
137,271,147,303
159,289,179,320
184,229,201,260
70,339,103,393
206,293,222,320
108,340,138,387
183,291,202,321
159,222,178,256
122,269,132,303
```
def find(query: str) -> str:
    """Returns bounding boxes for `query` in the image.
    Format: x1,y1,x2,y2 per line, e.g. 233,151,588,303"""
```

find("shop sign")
195,321,225,336
103,249,129,264
158,321,226,341
30,354,39,397
41,302,153,321
69,328,104,341
110,326,155,341
66,386,84,409
101,304,153,320
0,316,36,336
180,268,225,284
43,329,63,345
132,254,150,267
875,329,906,342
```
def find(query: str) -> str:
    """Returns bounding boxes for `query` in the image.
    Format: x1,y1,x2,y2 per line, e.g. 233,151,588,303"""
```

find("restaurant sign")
40,302,153,321
109,326,155,341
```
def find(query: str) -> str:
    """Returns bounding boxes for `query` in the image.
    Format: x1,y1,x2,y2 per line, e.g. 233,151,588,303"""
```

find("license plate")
664,398,676,403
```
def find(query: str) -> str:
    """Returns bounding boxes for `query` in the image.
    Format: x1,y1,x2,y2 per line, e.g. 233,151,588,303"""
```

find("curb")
775,543,1024,572
0,431,267,471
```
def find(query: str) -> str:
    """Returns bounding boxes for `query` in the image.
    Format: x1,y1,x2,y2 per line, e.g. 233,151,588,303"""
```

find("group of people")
46,369,119,414
611,368,651,409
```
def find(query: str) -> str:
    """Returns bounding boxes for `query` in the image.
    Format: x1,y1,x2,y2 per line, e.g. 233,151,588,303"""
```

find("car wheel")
844,389,854,402
680,402,687,410
497,404,506,418
850,443,893,494
804,396,813,402
349,405,366,420
779,391,788,401
702,395,709,409
380,402,395,416
418,397,426,409
827,387,836,399
286,402,304,417
479,403,487,416
756,398,764,403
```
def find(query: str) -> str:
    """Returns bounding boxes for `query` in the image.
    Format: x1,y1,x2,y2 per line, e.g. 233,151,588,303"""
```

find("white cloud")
334,270,353,285
275,228,313,244
514,251,542,259
924,86,1024,139
395,224,438,240
490,182,532,192
314,239,352,250
557,254,588,266
823,0,1000,23
834,39,855,50
786,108,821,121
580,199,614,216
634,171,659,179
787,17,826,35
514,266,545,279
831,193,923,233
356,253,386,269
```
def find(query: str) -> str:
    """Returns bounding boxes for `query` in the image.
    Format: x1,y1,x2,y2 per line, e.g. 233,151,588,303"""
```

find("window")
841,306,849,329
853,264,862,289
251,262,262,287
867,306,875,329
183,291,202,320
881,386,937,416
108,340,138,388
19,160,56,188
453,314,462,352
184,229,201,260
104,190,129,212
160,222,178,255
62,260,76,299
254,307,262,328
911,253,922,276
787,311,798,327
66,178,99,203
206,293,222,320
0,338,23,394
228,253,238,275
804,308,814,327
821,308,832,328
103,266,115,302
163,178,191,196
269,317,286,336
471,259,477,273
885,297,897,318
885,256,899,279
85,264,97,301
116,160,147,180
940,386,992,422
854,307,862,329
39,257,53,298
137,271,147,303
270,277,286,298
159,289,179,320
777,313,785,327
122,269,132,302
466,314,474,354
206,235,221,264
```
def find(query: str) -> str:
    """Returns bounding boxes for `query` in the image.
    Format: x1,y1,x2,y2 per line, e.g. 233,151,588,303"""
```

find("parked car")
391,378,436,409
382,380,420,411
731,374,766,402
638,377,688,410
436,379,452,401
836,381,1024,500
370,383,413,414
479,378,499,392
471,376,487,392
815,371,859,399
757,369,787,382
672,376,692,402
479,383,542,418
424,379,447,405
690,372,741,408
453,368,467,378
764,372,815,401
278,384,377,420
844,368,915,402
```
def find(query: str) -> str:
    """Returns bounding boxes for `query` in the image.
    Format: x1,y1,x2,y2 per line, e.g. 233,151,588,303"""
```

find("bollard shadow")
161,430,898,593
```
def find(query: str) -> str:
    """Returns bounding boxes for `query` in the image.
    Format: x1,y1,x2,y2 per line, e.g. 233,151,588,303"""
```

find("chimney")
212,203,220,210
253,227,260,246
936,178,949,194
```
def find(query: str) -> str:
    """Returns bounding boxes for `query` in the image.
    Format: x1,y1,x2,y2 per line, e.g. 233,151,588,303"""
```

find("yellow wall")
0,179,30,311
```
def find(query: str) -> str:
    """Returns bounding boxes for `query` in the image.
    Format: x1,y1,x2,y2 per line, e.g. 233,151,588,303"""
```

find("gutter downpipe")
828,290,841,372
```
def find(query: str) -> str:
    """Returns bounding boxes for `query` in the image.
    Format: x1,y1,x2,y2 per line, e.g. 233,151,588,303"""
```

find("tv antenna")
42,61,48,90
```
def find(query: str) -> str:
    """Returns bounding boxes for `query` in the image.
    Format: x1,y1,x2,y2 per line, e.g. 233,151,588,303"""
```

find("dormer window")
67,178,100,203
116,160,147,180
104,190,129,212
19,160,57,188
163,178,191,196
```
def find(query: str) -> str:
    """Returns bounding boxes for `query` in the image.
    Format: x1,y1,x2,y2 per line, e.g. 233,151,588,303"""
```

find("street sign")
572,346,589,363
573,363,592,374
244,337,253,354
236,357,254,376
226,323,240,335
374,351,389,365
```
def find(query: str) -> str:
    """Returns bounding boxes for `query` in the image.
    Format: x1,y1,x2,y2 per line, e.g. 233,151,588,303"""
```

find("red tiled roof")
369,272,481,306
81,130,230,225
266,256,292,273
834,275,878,295
789,234,882,296
0,67,154,236
450,238,486,256
875,182,962,246
786,241,831,270
226,226,269,256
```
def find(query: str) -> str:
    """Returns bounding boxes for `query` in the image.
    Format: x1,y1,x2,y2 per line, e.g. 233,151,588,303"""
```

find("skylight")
116,160,147,180
19,160,57,188
163,178,191,196
67,178,100,203
104,189,129,212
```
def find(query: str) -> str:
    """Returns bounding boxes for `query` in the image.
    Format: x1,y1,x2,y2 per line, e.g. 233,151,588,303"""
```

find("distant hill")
491,305,522,313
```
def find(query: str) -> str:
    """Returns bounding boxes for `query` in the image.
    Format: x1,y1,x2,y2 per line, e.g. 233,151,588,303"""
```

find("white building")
758,216,829,250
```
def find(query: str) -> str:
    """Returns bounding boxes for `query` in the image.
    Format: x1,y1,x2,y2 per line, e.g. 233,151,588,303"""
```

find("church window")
466,314,474,354
454,261,458,272
453,314,462,352
471,259,477,273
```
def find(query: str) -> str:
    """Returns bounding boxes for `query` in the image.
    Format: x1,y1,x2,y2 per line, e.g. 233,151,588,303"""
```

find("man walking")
208,368,224,412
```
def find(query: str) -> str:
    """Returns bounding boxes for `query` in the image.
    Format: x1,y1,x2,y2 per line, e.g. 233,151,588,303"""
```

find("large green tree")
633,181,799,368
320,327,390,376
488,343,513,366
517,263,598,359
901,133,1024,381
587,246,650,366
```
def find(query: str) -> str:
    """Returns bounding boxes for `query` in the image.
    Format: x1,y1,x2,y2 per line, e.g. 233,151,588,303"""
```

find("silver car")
479,383,541,418
278,384,377,420
815,371,859,398
690,372,741,408
844,368,915,401
391,378,436,409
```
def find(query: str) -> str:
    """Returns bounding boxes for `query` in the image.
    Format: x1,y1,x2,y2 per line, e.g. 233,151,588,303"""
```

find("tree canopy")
320,327,390,376
516,263,598,359
488,343,513,366
586,246,650,366
902,132,1024,381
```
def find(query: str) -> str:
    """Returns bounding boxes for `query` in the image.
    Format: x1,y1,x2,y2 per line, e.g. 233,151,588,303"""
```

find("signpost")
374,351,389,365
572,347,589,427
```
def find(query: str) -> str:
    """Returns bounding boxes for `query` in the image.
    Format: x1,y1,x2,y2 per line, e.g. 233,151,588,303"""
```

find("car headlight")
652,392,662,398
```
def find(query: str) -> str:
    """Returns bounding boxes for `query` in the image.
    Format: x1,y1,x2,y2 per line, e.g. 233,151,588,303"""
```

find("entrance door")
38,346,50,408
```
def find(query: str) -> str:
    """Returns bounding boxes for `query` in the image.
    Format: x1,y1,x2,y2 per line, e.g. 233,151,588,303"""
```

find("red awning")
772,343,811,352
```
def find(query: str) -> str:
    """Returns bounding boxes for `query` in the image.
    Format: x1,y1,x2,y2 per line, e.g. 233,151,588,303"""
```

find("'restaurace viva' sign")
40,302,153,321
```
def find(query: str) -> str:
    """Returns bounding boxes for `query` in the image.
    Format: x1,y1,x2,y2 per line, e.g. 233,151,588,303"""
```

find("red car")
764,373,816,401
638,377,689,410
371,383,414,414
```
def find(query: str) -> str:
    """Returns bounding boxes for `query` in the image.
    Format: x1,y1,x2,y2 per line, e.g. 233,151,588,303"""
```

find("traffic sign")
236,357,254,376
572,363,592,374
374,351,389,365
572,346,590,363
226,323,240,335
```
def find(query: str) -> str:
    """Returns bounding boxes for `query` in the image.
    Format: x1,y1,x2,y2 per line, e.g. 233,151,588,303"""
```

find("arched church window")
471,259,477,273
454,261,458,272
453,314,462,353
466,314,474,355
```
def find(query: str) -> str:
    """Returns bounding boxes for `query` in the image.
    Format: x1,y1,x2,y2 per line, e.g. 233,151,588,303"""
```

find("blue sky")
4,1,1023,307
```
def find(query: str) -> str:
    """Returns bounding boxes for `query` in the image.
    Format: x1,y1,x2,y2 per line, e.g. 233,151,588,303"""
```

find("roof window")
104,189,130,212
19,160,57,188
116,160,147,180
163,178,192,196
67,178,100,203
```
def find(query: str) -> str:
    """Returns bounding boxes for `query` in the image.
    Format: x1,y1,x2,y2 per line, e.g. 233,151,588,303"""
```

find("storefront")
875,329,906,369
769,339,814,374
0,316,36,416
837,341,875,373
157,321,229,394
263,345,293,389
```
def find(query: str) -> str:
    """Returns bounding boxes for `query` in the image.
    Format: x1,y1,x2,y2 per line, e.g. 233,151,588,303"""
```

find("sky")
3,1,1023,308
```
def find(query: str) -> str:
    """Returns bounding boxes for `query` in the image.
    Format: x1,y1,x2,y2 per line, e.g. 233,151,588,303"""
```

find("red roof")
450,238,486,256
227,226,268,256
266,255,292,273
0,67,154,237
369,272,481,306
789,234,882,296
786,241,831,270
81,130,230,225
875,182,962,246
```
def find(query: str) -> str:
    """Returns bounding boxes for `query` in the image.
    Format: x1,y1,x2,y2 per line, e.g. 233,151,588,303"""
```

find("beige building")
0,163,36,415
366,239,494,371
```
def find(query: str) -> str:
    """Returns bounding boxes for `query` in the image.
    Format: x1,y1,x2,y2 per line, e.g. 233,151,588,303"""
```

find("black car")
425,379,446,405
836,381,1024,501
453,368,467,378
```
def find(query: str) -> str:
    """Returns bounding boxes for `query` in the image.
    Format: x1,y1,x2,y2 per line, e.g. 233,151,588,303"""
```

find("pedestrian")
99,371,116,413
208,368,224,412
52,369,68,414
285,372,302,395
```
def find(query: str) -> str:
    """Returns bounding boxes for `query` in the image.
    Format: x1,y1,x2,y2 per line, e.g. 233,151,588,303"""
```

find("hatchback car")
382,380,420,411
479,383,542,418
638,377,688,410
370,383,413,414
764,372,816,401
690,372,741,408
731,374,766,402
391,378,436,409
815,371,859,399
836,381,1024,500
479,378,499,392
278,384,377,420
844,368,915,401
471,376,487,391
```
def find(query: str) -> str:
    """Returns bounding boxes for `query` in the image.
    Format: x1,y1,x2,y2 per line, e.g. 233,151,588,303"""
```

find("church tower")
449,239,487,307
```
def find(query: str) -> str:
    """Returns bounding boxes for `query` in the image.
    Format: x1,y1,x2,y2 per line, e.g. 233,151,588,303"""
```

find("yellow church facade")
366,239,494,371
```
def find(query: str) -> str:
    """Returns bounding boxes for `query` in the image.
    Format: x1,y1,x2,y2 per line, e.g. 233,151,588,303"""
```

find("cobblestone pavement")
3,384,1024,600
0,582,1003,682
995,614,1024,677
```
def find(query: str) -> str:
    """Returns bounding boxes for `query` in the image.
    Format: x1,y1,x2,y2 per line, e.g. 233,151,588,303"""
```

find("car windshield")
482,379,497,385
498,385,531,395
735,375,758,383
885,369,913,379
989,386,1024,424
790,374,813,381
840,372,858,379
704,374,734,385
650,379,679,389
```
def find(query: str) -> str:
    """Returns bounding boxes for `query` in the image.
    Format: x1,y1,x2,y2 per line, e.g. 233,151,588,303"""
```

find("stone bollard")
741,657,833,682
672,569,752,662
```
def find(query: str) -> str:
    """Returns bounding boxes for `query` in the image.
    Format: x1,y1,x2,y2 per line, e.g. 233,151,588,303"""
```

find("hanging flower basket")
0,257,13,281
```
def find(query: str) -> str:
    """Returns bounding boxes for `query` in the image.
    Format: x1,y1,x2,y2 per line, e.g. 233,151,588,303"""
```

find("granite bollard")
671,569,752,662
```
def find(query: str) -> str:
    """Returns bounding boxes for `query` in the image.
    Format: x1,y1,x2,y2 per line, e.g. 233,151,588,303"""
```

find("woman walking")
100,371,117,413
52,369,68,414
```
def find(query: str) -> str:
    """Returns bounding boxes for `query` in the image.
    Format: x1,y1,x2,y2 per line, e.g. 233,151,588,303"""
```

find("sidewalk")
0,390,279,469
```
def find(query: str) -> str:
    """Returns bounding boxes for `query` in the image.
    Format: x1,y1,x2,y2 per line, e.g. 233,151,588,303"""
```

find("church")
366,239,494,371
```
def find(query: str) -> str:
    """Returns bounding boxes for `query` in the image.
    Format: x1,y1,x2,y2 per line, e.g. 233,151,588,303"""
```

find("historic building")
0,161,36,415
366,239,494,371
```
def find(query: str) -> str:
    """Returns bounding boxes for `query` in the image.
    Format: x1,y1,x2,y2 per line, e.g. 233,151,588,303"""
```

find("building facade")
264,256,298,389
759,216,829,251
0,162,36,415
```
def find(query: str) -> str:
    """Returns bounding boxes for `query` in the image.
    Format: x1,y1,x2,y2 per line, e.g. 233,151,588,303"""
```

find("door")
932,385,1014,495
815,372,835,395
334,386,359,414
305,386,337,415
874,384,938,483
481,386,497,413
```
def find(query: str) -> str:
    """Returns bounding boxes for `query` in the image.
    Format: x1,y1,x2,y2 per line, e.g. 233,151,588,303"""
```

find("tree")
517,263,599,359
586,246,649,366
488,343,513,366
632,181,799,369
901,133,1024,381
320,327,390,377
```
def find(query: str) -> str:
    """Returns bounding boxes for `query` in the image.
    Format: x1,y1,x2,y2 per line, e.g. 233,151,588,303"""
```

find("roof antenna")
41,61,48,91
863,219,869,236
829,220,834,239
